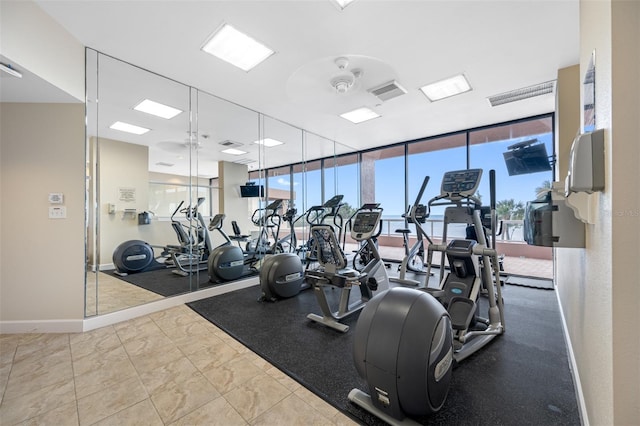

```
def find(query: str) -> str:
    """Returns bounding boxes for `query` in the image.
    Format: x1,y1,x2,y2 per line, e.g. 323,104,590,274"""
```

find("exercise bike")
390,175,433,286
304,203,389,333
349,169,505,425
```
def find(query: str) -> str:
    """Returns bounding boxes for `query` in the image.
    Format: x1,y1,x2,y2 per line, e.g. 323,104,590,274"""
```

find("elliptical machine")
349,169,505,425
112,197,212,276
305,203,389,332
390,176,433,286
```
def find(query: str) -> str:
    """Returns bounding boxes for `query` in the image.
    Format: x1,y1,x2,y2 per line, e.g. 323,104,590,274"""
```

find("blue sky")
265,133,554,218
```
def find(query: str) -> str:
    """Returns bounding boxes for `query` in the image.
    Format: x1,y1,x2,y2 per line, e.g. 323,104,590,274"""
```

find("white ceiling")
3,0,579,177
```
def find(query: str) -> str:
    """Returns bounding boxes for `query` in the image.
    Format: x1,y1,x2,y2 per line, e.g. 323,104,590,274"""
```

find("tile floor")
0,305,358,426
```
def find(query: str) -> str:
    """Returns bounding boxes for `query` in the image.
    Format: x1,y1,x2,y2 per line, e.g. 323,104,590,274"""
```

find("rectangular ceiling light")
134,99,182,119
221,148,248,155
254,138,284,147
340,107,380,124
109,121,150,135
201,23,274,72
420,74,472,102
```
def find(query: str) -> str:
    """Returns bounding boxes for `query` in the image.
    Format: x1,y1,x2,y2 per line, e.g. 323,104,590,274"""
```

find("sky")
263,132,554,219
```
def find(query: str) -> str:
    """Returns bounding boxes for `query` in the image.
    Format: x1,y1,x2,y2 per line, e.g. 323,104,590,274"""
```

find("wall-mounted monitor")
503,139,552,176
240,184,264,198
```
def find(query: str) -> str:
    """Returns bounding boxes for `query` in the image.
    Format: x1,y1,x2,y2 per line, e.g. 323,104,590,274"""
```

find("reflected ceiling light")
201,23,274,72
254,138,284,147
340,107,380,124
420,74,472,102
221,148,248,155
134,99,182,119
0,62,22,78
109,121,150,135
331,0,357,10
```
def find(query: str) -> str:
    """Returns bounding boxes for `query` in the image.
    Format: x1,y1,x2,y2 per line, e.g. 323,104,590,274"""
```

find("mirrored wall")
85,49,334,317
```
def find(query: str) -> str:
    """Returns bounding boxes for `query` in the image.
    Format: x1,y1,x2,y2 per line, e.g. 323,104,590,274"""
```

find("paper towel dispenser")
524,189,585,248
565,128,604,196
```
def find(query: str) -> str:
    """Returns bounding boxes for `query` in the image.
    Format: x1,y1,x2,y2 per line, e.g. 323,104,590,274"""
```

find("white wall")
0,103,85,327
556,1,640,424
219,161,252,238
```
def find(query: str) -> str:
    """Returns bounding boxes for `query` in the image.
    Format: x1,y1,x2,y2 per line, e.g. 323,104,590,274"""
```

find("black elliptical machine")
259,204,305,302
349,169,505,425
112,198,212,276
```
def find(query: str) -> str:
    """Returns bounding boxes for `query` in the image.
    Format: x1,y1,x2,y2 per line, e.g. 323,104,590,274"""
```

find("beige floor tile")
138,356,200,395
74,356,138,398
15,400,79,426
162,321,216,344
170,396,248,426
122,331,175,358
251,393,336,426
224,373,291,422
128,345,185,374
265,365,302,392
113,316,156,342
13,334,70,363
7,344,71,380
174,333,225,356
332,410,360,426
0,378,76,425
187,340,240,373
294,386,342,420
72,344,129,377
76,376,148,426
201,355,264,394
70,326,121,361
92,398,163,426
149,372,220,424
4,357,73,401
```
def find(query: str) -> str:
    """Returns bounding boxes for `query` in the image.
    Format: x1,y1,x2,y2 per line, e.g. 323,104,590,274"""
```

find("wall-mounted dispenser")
565,128,605,196
524,183,585,248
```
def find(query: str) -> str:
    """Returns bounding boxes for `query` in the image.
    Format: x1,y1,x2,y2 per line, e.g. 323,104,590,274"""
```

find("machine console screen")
440,169,483,198
351,211,382,239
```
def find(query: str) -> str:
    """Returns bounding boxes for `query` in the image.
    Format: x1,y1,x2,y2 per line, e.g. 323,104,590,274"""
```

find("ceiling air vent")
155,162,175,167
368,80,407,102
488,81,555,107
219,140,243,148
233,158,254,165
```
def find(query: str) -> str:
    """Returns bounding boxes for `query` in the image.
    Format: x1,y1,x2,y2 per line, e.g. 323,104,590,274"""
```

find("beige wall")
0,1,84,101
0,103,85,326
219,161,252,237
97,138,150,268
556,1,640,424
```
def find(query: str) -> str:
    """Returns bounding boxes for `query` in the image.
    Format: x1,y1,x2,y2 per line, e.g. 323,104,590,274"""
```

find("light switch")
49,206,67,219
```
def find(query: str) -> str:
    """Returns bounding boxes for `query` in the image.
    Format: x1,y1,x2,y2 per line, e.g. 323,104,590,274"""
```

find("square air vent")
218,140,243,148
488,81,555,107
368,80,407,102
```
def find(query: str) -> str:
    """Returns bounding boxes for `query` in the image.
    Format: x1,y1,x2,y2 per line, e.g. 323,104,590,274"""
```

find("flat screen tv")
240,184,264,198
503,140,552,176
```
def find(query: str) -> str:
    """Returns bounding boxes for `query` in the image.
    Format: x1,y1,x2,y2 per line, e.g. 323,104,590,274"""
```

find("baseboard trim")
555,289,589,426
82,276,259,331
0,319,84,334
0,277,259,334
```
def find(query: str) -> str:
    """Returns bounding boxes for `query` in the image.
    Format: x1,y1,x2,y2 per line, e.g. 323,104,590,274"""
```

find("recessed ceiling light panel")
254,138,284,147
340,107,381,124
331,0,357,10
134,99,182,119
201,23,274,72
420,74,472,102
221,148,248,155
109,121,150,135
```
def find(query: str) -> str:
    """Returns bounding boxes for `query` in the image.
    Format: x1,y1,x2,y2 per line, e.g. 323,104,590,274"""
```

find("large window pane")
469,117,554,244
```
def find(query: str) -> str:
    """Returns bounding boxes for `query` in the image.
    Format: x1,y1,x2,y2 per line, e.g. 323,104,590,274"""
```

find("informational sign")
119,187,136,202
